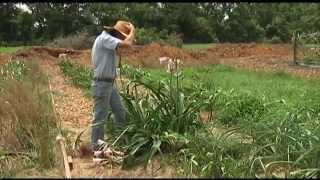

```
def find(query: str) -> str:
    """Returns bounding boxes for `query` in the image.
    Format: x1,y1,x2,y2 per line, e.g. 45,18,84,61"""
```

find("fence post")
293,32,298,65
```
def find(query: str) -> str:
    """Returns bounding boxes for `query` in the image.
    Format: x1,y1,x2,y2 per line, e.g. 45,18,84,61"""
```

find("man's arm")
118,23,135,48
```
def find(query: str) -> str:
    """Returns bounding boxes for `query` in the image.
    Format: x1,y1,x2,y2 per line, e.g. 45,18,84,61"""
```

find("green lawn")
182,43,216,49
145,64,320,107
0,47,20,54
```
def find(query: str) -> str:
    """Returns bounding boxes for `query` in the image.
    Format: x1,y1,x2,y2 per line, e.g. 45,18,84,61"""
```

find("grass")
182,43,216,50
126,63,320,177
0,47,21,54
144,64,320,107
0,60,58,177
59,60,320,178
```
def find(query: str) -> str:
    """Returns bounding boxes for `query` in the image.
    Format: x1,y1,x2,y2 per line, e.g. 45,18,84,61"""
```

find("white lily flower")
159,56,183,74
167,58,175,73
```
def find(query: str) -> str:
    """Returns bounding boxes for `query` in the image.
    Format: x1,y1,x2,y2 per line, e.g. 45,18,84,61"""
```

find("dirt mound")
120,43,293,68
12,46,83,61
207,43,291,58
2,43,318,79
120,43,208,67
129,43,193,60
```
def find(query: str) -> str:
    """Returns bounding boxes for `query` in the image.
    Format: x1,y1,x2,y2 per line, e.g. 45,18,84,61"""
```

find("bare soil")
6,43,320,79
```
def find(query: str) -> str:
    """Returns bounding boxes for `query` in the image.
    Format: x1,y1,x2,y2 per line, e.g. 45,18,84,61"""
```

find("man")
91,20,135,152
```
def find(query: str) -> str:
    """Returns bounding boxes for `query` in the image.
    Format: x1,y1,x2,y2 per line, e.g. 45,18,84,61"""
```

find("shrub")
267,36,282,44
136,28,183,47
118,63,214,167
299,32,320,44
47,31,95,50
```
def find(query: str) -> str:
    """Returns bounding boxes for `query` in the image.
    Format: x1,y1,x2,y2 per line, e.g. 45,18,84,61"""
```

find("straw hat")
104,20,133,39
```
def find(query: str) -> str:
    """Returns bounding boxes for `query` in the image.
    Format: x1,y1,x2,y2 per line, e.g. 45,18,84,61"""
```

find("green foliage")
298,32,320,65
299,32,320,45
120,64,212,166
213,91,269,127
136,28,183,47
141,64,320,177
0,60,28,80
16,12,34,44
58,60,320,177
266,36,283,44
3,3,320,45
0,3,19,42
59,59,93,96
47,31,95,50
176,129,252,177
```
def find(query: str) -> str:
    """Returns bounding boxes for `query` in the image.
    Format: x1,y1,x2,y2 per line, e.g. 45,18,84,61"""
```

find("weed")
0,60,58,177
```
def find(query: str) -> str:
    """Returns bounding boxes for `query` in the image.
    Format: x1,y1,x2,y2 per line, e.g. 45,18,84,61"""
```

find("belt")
93,77,115,82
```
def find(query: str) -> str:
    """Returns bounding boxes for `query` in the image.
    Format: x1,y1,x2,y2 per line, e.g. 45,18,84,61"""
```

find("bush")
160,32,183,48
267,36,282,44
299,32,320,44
47,31,95,50
136,28,183,47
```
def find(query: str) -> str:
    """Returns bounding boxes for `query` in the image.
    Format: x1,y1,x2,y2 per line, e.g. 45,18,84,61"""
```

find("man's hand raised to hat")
126,23,135,37
118,23,135,48
125,23,135,31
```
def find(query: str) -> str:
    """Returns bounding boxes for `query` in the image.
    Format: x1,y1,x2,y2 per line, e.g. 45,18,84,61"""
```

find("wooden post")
293,32,298,65
56,134,72,178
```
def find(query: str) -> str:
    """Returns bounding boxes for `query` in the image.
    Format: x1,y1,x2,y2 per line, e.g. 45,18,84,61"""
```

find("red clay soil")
0,54,10,64
12,46,82,61
207,43,291,59
7,43,320,79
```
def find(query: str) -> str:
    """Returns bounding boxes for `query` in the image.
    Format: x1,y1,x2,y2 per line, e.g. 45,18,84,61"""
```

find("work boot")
93,139,108,158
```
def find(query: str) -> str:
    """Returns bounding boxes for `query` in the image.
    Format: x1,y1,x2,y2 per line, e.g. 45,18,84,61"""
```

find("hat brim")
103,26,128,38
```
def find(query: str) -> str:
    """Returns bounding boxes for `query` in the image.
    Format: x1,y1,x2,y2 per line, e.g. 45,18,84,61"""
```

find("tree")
27,3,93,40
16,11,34,44
218,3,265,42
0,3,19,42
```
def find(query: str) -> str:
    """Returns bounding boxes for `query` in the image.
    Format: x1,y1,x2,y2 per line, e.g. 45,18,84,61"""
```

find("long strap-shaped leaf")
72,121,105,151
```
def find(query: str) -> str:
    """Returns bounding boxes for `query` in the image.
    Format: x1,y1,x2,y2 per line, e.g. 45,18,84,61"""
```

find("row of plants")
59,59,93,97
59,59,320,178
0,60,58,177
121,63,320,178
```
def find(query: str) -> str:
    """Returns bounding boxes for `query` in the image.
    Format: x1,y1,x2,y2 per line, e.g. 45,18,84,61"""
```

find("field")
0,47,20,54
1,43,320,178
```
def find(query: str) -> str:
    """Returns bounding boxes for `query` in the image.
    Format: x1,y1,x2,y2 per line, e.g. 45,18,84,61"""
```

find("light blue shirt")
91,30,122,80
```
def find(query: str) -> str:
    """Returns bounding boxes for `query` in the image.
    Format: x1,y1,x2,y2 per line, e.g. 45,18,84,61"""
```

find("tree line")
1,2,319,45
